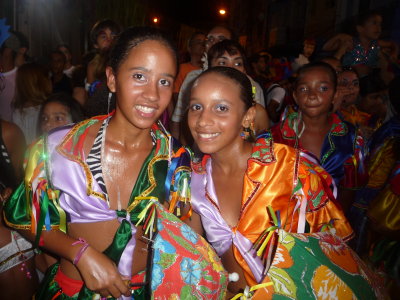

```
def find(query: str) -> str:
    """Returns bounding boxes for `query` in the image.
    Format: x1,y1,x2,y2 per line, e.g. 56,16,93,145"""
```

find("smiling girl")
4,27,226,299
272,62,367,212
187,66,355,297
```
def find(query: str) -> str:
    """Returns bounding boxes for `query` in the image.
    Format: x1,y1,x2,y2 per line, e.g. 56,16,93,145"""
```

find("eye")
189,103,202,111
234,61,243,67
133,73,146,82
298,86,308,92
320,86,329,92
215,104,229,112
159,79,171,87
217,60,226,66
56,115,66,122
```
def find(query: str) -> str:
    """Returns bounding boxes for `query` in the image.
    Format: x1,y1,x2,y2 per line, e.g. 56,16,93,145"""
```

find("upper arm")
2,120,26,181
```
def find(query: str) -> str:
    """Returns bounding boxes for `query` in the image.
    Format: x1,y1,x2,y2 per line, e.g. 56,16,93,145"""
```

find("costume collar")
192,132,277,174
280,112,347,141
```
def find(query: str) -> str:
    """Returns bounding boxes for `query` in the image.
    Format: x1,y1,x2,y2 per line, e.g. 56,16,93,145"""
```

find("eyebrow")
127,67,175,79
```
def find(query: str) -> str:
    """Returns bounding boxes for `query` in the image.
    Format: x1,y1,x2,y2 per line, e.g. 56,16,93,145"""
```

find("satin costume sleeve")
3,132,67,242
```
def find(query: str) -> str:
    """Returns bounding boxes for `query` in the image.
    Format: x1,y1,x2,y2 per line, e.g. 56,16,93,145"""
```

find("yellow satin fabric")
232,143,353,286
367,140,397,189
368,185,400,235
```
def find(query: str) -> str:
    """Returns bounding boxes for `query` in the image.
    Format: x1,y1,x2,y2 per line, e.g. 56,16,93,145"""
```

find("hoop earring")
240,122,256,141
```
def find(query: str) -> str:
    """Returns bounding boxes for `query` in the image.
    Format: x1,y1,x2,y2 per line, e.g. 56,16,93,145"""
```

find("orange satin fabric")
340,105,371,127
232,143,353,286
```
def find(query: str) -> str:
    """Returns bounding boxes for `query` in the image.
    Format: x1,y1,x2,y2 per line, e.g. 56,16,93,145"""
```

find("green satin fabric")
4,182,61,231
36,263,145,299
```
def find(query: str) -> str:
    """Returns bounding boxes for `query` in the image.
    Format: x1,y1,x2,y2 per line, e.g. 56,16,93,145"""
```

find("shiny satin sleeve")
3,136,63,235
298,156,354,241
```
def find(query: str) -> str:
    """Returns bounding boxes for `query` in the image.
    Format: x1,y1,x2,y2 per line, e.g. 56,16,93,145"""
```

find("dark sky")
149,0,226,29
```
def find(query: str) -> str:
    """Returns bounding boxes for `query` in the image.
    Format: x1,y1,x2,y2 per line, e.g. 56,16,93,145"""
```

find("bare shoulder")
1,120,25,147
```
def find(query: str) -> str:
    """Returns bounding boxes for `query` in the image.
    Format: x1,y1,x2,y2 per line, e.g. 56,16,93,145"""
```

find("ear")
241,105,256,128
106,66,116,93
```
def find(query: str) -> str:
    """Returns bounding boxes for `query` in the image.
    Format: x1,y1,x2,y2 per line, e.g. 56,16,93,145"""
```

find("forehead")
364,15,382,24
298,67,334,82
215,50,242,59
208,27,231,38
43,101,69,113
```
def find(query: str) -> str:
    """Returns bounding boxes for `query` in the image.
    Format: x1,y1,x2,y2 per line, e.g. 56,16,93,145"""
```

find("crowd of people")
0,9,399,299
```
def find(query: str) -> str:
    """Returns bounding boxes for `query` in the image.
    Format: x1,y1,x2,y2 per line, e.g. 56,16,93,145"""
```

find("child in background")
272,62,367,212
323,12,397,82
39,93,85,133
338,67,371,128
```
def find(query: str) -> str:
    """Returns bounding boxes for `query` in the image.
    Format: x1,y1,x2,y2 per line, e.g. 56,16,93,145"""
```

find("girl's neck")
302,113,332,132
211,139,252,175
107,113,153,150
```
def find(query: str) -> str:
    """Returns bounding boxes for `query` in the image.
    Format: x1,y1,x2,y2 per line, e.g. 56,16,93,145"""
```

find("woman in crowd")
185,66,368,298
4,27,227,300
272,62,367,212
12,62,52,144
38,92,85,134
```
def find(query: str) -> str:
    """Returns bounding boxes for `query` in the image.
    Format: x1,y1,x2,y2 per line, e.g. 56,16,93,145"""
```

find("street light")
219,9,226,15
153,17,159,24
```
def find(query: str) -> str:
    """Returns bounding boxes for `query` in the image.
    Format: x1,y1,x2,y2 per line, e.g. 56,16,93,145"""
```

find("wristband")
72,238,90,265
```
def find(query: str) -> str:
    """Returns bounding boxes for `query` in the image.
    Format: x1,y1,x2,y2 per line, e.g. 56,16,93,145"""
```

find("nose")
197,108,213,127
143,80,159,102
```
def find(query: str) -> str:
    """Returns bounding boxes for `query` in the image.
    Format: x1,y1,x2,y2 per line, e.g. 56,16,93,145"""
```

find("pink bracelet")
72,238,90,265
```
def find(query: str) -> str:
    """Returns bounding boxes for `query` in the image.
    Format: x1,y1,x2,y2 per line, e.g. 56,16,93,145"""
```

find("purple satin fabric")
191,160,264,283
47,128,137,281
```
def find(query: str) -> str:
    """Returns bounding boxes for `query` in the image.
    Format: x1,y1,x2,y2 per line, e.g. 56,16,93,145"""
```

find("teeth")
136,105,155,113
199,133,220,138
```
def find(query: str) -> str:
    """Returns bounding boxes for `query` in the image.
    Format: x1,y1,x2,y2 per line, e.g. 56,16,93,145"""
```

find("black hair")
356,11,382,27
195,66,254,110
295,61,338,89
359,72,387,97
39,92,85,130
388,76,400,114
207,39,248,71
108,26,178,74
90,19,121,46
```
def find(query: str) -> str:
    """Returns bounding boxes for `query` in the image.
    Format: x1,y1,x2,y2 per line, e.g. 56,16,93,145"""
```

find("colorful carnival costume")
349,116,400,254
191,132,354,294
4,115,227,299
271,112,367,191
191,132,385,299
342,38,380,69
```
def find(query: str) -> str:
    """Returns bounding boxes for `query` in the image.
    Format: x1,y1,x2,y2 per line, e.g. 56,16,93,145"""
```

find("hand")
75,246,130,298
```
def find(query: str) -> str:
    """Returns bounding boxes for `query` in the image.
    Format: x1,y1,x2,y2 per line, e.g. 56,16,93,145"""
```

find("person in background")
292,38,316,72
0,119,38,300
57,44,76,79
272,62,367,213
170,25,233,140
12,62,52,144
323,11,397,83
0,32,28,122
38,92,85,134
50,50,73,94
338,67,371,129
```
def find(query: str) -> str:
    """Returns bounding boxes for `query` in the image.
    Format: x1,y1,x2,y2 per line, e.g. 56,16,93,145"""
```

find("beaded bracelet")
72,238,90,265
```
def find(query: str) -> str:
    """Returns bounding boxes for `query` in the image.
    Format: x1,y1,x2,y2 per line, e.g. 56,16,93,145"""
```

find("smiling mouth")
135,105,156,114
197,132,220,139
